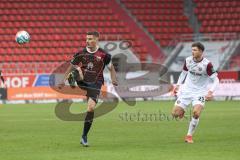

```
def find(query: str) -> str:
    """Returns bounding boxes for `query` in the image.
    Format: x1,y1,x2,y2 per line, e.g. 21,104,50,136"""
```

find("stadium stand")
120,0,193,47
194,0,240,70
0,0,239,73
0,0,151,73
194,0,240,33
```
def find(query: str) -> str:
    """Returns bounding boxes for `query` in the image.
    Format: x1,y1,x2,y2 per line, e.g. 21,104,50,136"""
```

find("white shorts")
174,95,205,110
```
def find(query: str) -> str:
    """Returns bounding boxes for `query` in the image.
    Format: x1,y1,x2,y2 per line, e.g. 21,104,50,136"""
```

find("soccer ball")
15,30,30,44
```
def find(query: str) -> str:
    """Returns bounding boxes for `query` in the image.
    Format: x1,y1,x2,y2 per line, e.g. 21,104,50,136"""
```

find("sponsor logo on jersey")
189,71,202,76
96,56,101,61
87,62,94,70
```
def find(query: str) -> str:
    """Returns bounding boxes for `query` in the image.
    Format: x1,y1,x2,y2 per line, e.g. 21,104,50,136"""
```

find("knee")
193,111,200,119
172,110,178,118
87,99,96,112
172,108,184,118
87,107,94,112
171,108,177,117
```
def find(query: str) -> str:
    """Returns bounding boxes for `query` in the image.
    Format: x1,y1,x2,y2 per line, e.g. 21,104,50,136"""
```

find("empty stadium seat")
121,0,193,47
195,0,240,34
0,0,149,73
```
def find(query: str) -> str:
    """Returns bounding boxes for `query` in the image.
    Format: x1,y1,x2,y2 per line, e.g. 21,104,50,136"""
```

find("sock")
187,117,199,136
82,112,94,137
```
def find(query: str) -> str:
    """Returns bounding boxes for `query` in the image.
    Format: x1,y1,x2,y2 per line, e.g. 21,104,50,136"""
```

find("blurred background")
0,0,239,102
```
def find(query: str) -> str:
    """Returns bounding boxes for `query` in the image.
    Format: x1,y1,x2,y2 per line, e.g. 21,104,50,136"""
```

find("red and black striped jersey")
70,47,111,84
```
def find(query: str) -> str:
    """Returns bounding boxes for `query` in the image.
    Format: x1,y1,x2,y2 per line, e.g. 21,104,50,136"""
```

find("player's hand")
172,85,179,96
112,79,118,86
205,91,213,101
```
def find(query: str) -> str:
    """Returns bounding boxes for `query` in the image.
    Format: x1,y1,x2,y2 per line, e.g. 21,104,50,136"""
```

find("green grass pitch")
0,100,239,160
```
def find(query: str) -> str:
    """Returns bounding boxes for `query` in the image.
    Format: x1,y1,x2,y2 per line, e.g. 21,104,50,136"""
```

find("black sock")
82,112,94,137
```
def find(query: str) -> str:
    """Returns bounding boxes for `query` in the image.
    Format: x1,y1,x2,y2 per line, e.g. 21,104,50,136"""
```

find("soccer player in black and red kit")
58,31,118,147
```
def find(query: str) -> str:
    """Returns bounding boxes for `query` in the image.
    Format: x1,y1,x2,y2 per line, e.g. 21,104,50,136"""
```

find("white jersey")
179,56,217,97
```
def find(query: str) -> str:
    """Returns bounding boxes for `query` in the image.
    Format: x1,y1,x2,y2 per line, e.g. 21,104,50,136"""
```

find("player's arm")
205,63,219,101
58,52,83,89
173,60,188,95
0,70,5,88
108,62,118,86
105,53,118,86
58,65,74,89
0,76,4,83
0,70,4,82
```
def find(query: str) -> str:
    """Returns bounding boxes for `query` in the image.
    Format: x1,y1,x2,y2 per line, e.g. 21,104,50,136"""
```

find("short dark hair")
192,42,204,52
87,31,100,38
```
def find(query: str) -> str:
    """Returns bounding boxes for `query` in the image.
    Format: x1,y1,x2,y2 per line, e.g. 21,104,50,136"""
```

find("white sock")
187,117,199,136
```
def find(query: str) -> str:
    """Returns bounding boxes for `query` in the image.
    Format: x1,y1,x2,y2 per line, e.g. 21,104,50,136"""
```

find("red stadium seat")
0,0,158,73
120,0,193,46
195,0,240,34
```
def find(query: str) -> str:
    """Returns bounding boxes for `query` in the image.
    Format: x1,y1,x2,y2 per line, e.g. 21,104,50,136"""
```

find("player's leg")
185,96,205,143
172,105,185,119
67,69,83,88
172,97,190,119
81,83,101,147
83,98,96,137
81,98,96,147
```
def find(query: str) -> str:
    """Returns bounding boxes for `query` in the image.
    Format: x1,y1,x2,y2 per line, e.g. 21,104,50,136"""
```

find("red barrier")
218,71,239,81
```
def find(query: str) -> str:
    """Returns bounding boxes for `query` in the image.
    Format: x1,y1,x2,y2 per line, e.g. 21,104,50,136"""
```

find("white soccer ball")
15,30,30,44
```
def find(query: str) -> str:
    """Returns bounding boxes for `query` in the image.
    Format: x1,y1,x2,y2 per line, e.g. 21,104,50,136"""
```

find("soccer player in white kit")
172,42,219,143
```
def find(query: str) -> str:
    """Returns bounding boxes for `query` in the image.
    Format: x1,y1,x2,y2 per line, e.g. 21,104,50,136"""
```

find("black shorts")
76,80,102,103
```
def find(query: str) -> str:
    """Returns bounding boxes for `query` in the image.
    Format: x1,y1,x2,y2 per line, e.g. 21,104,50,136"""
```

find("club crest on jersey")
87,62,94,70
95,56,101,61
198,67,202,71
